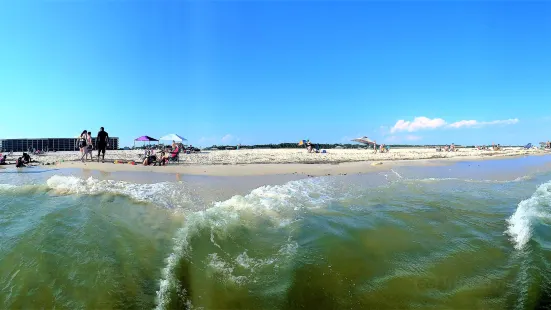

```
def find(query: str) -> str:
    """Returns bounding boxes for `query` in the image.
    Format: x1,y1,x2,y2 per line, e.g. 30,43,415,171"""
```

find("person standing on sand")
96,127,109,163
78,130,88,156
81,131,93,162
86,131,94,160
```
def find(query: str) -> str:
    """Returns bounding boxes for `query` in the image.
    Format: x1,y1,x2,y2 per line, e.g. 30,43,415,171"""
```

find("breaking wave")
44,175,200,210
154,177,339,310
506,181,551,250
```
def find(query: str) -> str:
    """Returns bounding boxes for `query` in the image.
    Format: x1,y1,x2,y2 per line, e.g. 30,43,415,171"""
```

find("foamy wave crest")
45,175,195,209
0,183,50,195
506,180,551,250
155,177,336,310
0,184,18,191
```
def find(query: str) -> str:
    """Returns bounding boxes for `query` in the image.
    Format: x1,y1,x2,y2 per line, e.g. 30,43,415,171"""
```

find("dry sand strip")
4,147,549,165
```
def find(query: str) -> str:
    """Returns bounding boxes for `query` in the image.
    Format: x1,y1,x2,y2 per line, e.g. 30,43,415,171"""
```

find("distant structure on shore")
0,137,119,152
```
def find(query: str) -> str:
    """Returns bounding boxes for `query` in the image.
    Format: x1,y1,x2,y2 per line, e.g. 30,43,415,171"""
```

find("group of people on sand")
16,153,32,167
305,141,319,153
0,153,31,168
373,141,389,153
142,141,180,166
78,127,110,163
436,144,457,152
303,139,389,154
475,144,502,151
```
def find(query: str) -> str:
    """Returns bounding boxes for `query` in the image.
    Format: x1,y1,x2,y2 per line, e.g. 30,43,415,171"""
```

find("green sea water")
1,157,551,309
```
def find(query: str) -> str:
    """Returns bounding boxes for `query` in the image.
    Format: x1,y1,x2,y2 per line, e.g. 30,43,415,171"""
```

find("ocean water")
1,157,551,310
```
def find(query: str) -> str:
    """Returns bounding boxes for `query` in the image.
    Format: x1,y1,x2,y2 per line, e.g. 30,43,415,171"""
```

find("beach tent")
135,135,158,142
133,136,159,148
352,136,375,145
159,134,187,142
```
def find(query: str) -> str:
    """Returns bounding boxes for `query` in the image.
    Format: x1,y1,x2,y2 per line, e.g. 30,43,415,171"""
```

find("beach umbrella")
352,136,374,145
159,134,187,142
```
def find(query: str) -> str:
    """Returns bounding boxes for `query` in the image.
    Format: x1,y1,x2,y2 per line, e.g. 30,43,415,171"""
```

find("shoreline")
47,153,551,177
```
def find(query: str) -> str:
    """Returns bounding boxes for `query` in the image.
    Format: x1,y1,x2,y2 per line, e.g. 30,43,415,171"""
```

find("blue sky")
0,1,549,147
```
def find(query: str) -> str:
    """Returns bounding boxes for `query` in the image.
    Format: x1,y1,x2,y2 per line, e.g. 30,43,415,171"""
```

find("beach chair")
168,147,180,163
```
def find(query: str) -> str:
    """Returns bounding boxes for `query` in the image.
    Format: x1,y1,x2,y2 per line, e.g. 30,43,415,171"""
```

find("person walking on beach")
81,130,93,162
86,131,94,160
96,127,109,163
78,130,88,156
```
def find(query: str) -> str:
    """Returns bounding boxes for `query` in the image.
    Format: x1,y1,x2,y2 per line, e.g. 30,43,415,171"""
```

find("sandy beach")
3,146,549,176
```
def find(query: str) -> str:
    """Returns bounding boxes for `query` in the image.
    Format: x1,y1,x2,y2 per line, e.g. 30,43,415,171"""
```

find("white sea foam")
235,251,276,272
45,175,195,209
207,253,248,285
155,177,337,310
0,183,50,195
390,169,403,179
506,181,551,250
0,184,18,191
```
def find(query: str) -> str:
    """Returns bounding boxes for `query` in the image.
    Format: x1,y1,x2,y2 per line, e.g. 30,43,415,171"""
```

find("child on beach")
86,131,93,160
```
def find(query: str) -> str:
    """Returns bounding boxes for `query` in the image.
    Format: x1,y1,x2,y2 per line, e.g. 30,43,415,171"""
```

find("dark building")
0,138,119,152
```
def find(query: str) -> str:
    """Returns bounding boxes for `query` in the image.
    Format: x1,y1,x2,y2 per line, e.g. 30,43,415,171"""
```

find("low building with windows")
0,137,119,152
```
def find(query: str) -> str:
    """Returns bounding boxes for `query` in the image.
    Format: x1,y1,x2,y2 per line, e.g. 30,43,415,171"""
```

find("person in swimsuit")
15,157,26,168
22,153,31,163
78,130,88,155
86,131,94,161
96,127,109,162
80,130,92,162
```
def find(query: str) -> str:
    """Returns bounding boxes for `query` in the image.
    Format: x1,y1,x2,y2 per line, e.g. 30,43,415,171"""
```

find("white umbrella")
159,134,187,142
352,136,374,145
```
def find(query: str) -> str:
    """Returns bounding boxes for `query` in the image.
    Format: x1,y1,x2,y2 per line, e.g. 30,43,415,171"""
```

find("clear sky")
0,1,550,147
